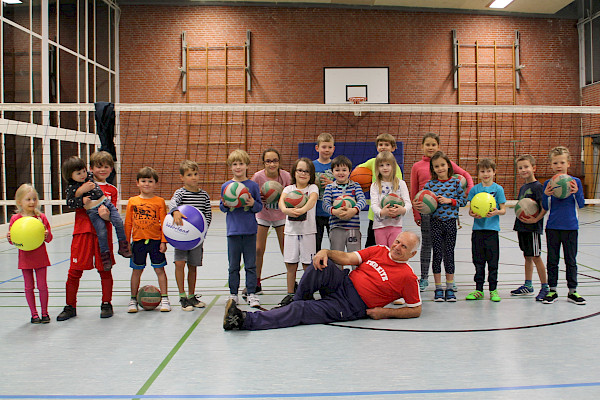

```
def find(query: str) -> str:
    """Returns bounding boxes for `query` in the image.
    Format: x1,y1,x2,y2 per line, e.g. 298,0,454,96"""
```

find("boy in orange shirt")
124,167,171,312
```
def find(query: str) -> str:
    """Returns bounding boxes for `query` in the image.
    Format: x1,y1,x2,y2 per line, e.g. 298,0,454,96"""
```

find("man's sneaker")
511,285,534,296
180,297,193,311
118,241,132,258
466,290,484,300
41,315,50,324
542,291,559,304
278,294,294,307
128,298,139,313
247,293,260,308
188,294,206,308
535,287,549,302
160,297,171,312
567,292,586,305
445,289,457,302
57,305,76,321
223,299,245,330
419,278,429,292
100,302,113,318
434,289,445,302
490,290,501,302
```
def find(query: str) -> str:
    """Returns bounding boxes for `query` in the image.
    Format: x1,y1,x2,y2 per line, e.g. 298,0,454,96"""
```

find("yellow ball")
470,192,497,218
10,216,45,251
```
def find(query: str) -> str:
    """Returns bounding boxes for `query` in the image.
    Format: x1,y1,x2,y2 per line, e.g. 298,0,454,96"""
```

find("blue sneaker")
419,278,429,292
445,289,457,302
535,287,549,301
511,285,534,296
434,289,445,302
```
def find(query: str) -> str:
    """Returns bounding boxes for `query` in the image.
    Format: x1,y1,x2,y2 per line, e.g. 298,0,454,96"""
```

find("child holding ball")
8,184,53,323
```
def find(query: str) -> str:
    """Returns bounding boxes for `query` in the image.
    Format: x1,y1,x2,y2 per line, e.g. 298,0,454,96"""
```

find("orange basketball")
350,166,373,192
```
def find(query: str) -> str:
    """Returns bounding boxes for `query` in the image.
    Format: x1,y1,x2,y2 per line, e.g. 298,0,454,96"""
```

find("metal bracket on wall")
246,30,252,92
452,29,460,90
179,31,187,94
515,30,524,90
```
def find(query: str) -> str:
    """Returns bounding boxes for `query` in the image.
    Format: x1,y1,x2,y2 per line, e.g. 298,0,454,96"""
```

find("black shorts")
130,239,167,269
517,231,541,258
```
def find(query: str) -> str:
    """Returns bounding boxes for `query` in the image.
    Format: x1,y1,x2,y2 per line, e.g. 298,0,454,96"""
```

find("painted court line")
2,381,600,398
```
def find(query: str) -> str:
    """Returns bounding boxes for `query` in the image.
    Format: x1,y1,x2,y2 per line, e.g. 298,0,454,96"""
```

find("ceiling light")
2,0,24,4
489,0,514,8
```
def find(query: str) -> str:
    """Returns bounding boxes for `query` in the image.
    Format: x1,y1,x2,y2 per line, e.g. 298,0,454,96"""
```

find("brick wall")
118,6,581,200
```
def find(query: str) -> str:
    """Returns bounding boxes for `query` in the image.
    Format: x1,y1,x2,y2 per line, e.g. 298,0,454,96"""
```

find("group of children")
9,133,587,323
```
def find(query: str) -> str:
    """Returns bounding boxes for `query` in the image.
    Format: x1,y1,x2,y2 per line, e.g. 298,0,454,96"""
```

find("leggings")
431,218,457,275
420,214,432,279
22,267,48,317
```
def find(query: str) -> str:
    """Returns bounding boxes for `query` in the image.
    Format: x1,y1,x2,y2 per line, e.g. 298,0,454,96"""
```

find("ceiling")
119,0,577,17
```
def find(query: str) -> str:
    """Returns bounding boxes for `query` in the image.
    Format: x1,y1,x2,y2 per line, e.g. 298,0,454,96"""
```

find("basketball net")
348,96,367,116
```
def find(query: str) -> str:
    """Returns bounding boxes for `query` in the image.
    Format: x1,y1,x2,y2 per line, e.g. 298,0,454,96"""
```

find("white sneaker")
393,298,405,305
160,297,171,312
128,299,139,313
247,293,260,308
227,294,239,303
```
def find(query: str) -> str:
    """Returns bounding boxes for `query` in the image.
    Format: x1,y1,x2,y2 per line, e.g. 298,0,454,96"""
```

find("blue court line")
0,258,70,285
3,382,600,399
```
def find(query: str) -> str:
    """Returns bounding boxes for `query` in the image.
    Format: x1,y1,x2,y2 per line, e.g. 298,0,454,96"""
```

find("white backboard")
324,67,389,104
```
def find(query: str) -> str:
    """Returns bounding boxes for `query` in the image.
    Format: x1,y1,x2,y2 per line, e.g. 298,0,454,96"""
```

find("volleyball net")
0,102,599,225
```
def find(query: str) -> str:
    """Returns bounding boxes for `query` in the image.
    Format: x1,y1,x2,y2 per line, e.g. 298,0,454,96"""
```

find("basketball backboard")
324,67,389,104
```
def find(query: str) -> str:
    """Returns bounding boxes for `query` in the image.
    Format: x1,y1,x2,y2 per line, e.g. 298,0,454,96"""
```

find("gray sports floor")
1,206,600,399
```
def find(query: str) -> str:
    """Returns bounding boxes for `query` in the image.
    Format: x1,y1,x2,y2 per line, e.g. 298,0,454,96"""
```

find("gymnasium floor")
1,206,600,399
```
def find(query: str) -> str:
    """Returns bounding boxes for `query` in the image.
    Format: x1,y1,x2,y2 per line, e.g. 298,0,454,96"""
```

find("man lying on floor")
223,231,422,331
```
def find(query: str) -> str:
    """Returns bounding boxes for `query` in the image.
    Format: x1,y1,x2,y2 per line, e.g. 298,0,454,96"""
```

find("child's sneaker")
542,291,559,304
160,297,172,312
247,293,260,308
511,285,534,296
243,284,264,299
56,305,76,321
466,290,484,300
128,298,139,313
100,251,112,271
567,292,586,305
118,241,132,258
445,289,457,302
535,287,549,301
434,289,445,302
40,315,50,324
227,294,239,303
180,297,193,311
30,315,41,324
100,302,113,318
188,294,206,308
419,278,429,292
490,290,501,302
393,298,405,305
452,282,457,292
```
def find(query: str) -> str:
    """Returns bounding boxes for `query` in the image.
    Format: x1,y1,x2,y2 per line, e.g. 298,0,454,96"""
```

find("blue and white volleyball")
163,205,208,250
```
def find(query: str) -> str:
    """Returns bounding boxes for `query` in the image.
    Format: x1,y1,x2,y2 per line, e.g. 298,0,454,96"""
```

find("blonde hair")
227,149,251,166
376,133,396,149
90,151,114,168
316,133,334,145
549,146,571,162
179,160,199,175
374,151,399,193
14,184,41,216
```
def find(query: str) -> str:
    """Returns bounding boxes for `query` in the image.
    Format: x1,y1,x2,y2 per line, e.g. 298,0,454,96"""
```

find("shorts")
70,232,115,271
130,239,167,269
284,234,316,265
174,244,204,266
518,231,541,257
257,218,286,228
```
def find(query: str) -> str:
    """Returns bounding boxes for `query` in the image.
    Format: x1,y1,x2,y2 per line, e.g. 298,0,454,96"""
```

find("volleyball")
9,216,45,251
470,192,497,218
163,205,208,250
515,197,540,220
381,193,405,208
222,181,252,208
549,174,574,199
332,195,357,209
413,190,438,214
350,166,373,192
283,190,308,208
316,172,335,196
136,285,161,311
260,181,283,204
452,174,467,192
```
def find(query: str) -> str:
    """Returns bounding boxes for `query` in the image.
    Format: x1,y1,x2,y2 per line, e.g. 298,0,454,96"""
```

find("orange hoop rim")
348,97,367,104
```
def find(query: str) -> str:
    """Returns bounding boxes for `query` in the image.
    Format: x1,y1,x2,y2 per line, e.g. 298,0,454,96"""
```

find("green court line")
135,295,220,398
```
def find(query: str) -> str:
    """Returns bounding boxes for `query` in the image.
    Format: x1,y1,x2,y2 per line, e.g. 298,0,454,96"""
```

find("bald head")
389,231,420,262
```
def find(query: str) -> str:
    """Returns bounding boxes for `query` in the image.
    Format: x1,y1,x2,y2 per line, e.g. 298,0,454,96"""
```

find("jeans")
87,198,126,253
227,234,257,295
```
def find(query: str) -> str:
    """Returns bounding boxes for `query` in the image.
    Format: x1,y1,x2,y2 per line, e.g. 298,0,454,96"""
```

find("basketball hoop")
348,97,367,116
